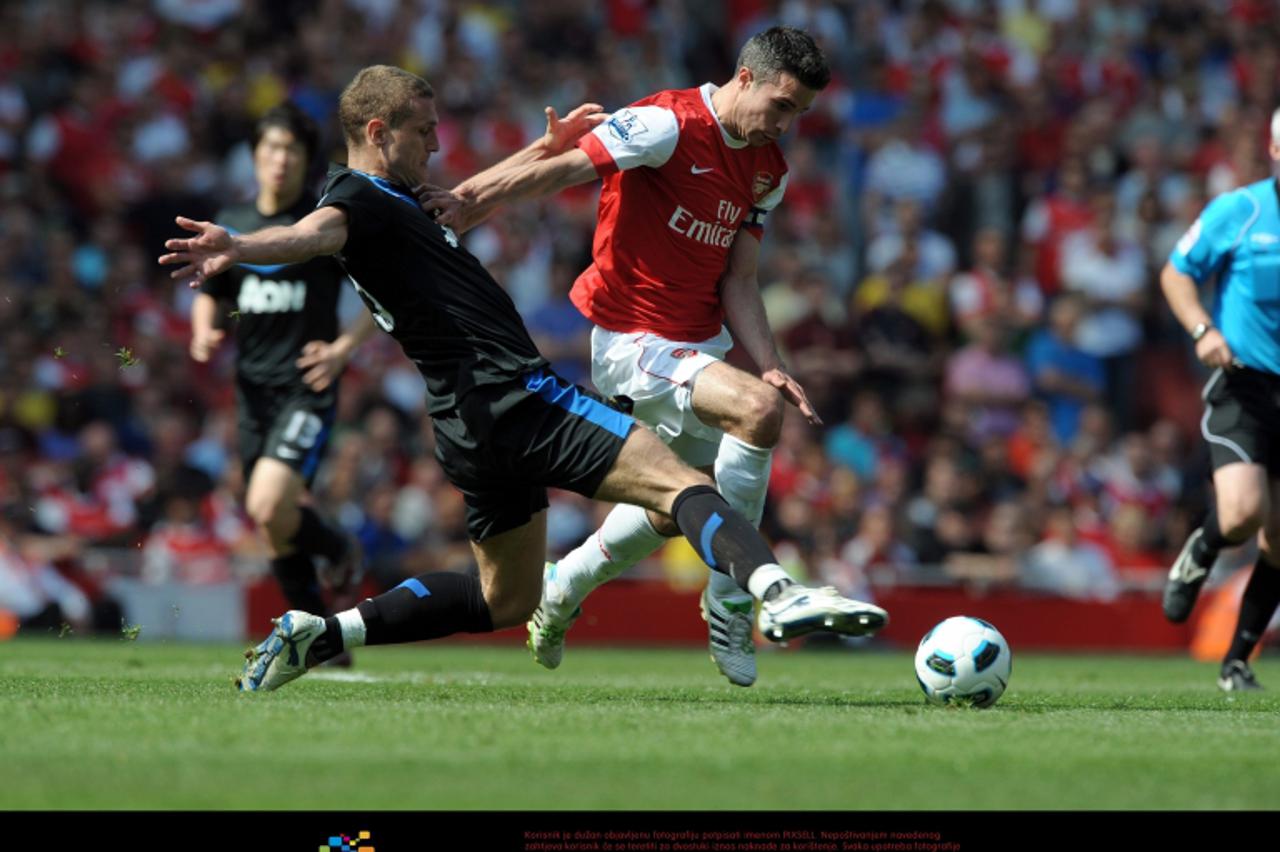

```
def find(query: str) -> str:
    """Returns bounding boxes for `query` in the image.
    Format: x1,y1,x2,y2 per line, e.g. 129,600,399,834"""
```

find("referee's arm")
1159,260,1235,369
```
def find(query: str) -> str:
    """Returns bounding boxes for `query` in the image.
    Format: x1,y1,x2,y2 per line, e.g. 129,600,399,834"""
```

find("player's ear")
365,118,387,147
736,66,754,89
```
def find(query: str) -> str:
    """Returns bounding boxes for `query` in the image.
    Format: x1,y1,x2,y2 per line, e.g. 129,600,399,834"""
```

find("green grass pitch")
2,638,1277,810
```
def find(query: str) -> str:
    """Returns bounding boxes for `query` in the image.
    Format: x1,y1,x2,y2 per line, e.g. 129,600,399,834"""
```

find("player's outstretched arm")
159,207,349,287
418,148,599,234
720,232,822,426
417,104,605,234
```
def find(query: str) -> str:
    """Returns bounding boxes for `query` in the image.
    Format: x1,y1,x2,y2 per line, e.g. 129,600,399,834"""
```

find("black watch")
1191,322,1212,342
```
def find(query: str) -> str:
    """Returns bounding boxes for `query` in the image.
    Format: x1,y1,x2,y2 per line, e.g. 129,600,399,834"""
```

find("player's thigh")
591,327,728,449
1212,462,1268,533
594,423,712,515
470,509,548,629
689,360,782,438
1204,367,1270,531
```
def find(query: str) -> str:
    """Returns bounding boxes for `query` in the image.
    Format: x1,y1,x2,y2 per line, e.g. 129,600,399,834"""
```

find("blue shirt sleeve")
1169,190,1252,284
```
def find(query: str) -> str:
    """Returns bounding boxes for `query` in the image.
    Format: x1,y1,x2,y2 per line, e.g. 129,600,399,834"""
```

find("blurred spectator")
948,226,1043,342
942,316,1030,445
1022,504,1121,601
1059,188,1148,427
1020,158,1092,296
838,501,916,584
780,266,862,423
866,198,957,282
1024,293,1105,446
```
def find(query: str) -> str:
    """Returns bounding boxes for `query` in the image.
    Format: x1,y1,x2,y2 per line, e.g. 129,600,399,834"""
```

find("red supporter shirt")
573,84,789,341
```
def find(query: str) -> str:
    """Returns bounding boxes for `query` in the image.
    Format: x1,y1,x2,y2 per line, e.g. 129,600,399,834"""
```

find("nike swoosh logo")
690,165,714,175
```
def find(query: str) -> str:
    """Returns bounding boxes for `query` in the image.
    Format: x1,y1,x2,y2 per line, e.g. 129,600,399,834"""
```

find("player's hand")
296,339,350,392
542,103,606,154
1195,328,1236,370
415,183,468,227
159,217,238,287
761,367,823,426
190,328,225,363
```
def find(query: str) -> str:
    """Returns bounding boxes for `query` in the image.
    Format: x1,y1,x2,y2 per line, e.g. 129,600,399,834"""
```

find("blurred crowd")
3,0,1274,633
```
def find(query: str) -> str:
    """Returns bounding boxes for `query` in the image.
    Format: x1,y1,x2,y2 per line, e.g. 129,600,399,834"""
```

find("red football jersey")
574,84,789,340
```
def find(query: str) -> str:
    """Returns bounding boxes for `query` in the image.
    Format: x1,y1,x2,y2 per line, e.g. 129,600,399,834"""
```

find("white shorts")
590,326,732,468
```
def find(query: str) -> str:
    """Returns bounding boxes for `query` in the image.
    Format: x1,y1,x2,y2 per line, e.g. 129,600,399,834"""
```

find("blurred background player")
191,103,375,658
1158,105,1280,692
424,26,832,688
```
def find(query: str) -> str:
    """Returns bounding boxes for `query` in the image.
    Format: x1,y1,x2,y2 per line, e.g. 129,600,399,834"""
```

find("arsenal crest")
752,171,773,201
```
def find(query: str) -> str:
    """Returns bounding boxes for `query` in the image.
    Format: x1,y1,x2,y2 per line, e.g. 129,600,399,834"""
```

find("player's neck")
257,186,302,217
710,84,745,142
346,149,392,182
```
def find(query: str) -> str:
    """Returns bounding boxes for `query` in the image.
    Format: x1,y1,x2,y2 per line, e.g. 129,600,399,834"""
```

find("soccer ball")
914,616,1012,708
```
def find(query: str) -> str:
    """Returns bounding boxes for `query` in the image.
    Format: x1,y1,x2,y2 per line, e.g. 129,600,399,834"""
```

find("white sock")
707,433,773,600
553,503,667,609
747,563,794,601
714,434,773,526
336,607,367,649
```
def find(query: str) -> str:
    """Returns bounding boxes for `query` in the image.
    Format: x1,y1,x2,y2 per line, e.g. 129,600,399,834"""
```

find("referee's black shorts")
1201,365,1280,476
432,367,636,542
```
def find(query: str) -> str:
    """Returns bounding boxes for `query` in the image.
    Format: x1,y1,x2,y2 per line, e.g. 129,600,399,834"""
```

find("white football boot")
237,610,326,692
757,585,888,643
526,562,581,670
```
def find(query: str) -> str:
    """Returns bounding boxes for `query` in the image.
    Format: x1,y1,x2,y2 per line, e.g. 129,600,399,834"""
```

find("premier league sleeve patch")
607,109,649,143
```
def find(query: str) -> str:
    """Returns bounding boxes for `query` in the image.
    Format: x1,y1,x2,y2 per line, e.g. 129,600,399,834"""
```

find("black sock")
270,552,327,615
354,571,493,645
671,485,789,595
294,506,348,563
1193,505,1232,566
1224,557,1280,664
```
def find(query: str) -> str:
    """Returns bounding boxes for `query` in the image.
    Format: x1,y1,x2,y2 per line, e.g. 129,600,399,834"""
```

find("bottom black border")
6,809,1263,850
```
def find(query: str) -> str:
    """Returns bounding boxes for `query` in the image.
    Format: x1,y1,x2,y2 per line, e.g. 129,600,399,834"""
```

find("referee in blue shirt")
1159,109,1280,691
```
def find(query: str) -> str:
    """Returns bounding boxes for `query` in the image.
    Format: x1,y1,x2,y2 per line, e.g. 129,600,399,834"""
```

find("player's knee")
246,493,287,531
1257,524,1280,565
731,383,783,447
484,585,540,630
646,508,680,537
1218,497,1266,538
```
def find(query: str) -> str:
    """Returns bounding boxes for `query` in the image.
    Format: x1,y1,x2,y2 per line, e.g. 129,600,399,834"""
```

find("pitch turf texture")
2,638,1277,810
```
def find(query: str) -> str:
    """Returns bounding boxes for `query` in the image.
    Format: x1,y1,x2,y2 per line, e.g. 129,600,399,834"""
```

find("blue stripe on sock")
396,578,431,598
700,512,723,568
524,369,632,438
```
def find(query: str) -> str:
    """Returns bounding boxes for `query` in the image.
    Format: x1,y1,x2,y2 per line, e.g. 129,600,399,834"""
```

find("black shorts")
1201,365,1280,476
236,379,337,487
432,367,636,541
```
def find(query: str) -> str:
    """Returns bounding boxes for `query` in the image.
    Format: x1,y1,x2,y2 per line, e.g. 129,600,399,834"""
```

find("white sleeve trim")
591,105,680,171
747,171,788,213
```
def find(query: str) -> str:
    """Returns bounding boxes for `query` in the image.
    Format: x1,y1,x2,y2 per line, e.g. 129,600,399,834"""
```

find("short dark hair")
737,26,831,91
253,102,319,165
338,65,434,146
